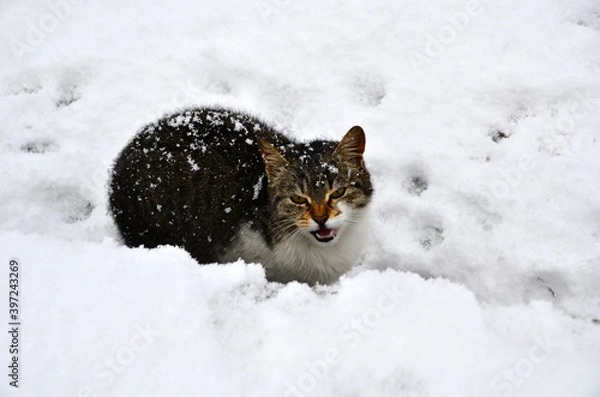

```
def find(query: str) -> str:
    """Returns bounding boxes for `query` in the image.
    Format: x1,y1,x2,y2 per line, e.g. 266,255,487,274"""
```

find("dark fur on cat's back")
109,106,373,285
110,108,283,259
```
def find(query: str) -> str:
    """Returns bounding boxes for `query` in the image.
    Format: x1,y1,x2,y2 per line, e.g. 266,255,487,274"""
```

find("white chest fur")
220,209,369,285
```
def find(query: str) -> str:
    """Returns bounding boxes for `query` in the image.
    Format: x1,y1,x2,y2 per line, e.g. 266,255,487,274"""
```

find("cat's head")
258,126,373,245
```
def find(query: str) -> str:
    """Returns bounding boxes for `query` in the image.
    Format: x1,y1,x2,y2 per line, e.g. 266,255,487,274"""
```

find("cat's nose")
312,214,329,226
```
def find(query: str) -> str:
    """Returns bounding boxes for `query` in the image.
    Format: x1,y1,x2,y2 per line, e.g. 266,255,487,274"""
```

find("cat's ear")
333,126,366,165
258,138,288,180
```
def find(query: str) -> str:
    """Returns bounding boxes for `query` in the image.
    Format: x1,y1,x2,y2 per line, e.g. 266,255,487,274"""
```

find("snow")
253,175,265,200
1,0,600,396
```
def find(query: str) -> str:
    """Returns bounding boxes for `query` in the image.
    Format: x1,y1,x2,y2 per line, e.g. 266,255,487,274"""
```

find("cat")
109,106,373,285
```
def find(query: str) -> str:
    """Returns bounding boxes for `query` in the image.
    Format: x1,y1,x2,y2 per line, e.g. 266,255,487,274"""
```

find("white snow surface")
1,0,600,396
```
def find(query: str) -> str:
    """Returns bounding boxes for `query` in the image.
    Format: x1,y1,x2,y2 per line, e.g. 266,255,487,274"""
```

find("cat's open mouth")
311,227,339,243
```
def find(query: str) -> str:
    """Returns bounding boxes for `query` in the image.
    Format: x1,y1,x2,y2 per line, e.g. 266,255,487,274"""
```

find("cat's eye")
290,194,309,205
329,187,347,200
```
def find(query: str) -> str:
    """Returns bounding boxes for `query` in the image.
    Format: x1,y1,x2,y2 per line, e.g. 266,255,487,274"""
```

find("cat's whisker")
270,219,296,232
270,220,300,243
339,218,360,226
